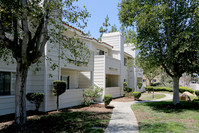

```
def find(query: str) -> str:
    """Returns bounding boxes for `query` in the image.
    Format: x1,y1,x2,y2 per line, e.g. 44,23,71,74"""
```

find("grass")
1,110,111,133
132,101,199,133
140,93,166,101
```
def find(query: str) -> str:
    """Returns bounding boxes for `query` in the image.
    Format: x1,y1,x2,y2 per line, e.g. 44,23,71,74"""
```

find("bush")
145,86,154,92
124,92,134,97
52,80,66,111
151,82,161,86
26,93,44,112
192,98,199,105
126,88,133,92
52,81,66,96
179,87,194,94
133,92,141,100
103,95,113,107
145,86,172,92
154,87,173,92
195,90,199,97
123,82,127,91
83,86,103,106
138,82,142,89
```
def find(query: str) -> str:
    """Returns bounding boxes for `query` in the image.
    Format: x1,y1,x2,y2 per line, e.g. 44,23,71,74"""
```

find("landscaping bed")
132,101,199,133
0,104,113,133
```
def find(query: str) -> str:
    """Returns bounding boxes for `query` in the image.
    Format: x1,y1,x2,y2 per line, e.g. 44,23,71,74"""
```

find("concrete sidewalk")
105,93,173,133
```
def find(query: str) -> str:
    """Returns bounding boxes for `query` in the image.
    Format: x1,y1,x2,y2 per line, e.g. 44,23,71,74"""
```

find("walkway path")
105,93,173,133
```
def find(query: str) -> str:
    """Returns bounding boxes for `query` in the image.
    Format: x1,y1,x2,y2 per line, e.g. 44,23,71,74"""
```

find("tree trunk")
15,62,29,125
149,79,152,86
57,95,59,112
173,76,180,105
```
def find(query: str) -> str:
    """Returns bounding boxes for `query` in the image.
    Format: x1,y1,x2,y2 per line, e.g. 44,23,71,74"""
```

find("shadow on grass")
139,121,185,133
1,111,112,133
140,101,199,113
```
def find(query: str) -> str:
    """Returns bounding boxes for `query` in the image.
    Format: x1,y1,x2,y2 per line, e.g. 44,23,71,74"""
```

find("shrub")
26,93,44,112
133,92,141,100
192,98,199,105
83,86,103,106
103,95,113,107
151,82,161,86
126,88,133,92
124,92,134,97
145,86,172,92
145,86,154,92
179,87,194,94
123,82,127,91
154,87,172,92
195,90,199,97
52,80,66,111
138,82,142,89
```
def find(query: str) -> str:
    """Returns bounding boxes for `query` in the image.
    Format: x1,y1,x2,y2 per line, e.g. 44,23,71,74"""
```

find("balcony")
94,55,121,75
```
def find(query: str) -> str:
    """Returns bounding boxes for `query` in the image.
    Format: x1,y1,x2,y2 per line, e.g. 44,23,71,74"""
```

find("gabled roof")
63,23,113,49
80,36,113,49
63,23,85,35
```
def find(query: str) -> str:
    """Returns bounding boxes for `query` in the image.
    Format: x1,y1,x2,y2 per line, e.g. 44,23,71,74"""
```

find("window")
61,75,70,89
124,58,127,66
153,79,156,82
143,79,146,82
97,49,105,55
0,72,15,96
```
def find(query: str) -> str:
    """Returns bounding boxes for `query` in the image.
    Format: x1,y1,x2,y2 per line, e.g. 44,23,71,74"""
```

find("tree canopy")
119,0,199,105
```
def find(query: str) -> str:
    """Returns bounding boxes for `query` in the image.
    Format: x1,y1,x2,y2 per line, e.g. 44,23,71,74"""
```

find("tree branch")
21,0,31,63
162,63,174,77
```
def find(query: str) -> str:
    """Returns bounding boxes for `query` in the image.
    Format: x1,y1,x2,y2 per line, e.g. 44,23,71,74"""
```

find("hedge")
145,86,172,92
145,86,194,94
179,87,194,94
195,90,199,97
151,82,161,86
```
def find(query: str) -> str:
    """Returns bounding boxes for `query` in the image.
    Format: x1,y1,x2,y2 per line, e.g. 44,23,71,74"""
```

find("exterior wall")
78,71,91,88
94,55,106,100
45,37,94,112
105,55,121,75
190,83,199,91
0,56,45,115
102,32,124,96
102,32,122,52
94,56,105,88
61,69,79,89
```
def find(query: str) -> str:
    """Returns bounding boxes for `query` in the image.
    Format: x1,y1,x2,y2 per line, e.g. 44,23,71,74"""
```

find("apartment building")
0,25,143,116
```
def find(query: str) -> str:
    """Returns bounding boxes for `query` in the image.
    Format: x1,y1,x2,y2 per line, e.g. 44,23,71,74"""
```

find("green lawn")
140,93,166,101
2,111,111,133
132,101,199,133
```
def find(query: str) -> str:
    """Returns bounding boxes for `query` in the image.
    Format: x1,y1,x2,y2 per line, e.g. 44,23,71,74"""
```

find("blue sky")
74,0,121,39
